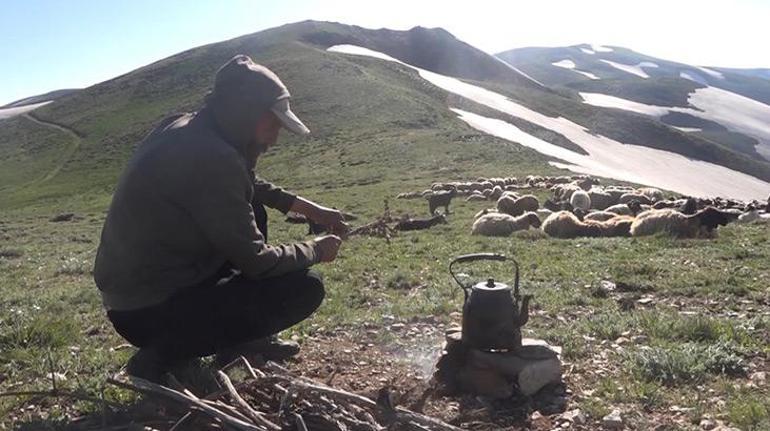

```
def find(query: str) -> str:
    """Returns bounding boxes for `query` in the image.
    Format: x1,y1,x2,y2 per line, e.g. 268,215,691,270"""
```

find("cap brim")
271,98,310,136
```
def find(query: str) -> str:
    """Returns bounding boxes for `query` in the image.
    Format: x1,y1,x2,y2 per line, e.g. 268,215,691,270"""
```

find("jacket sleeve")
183,153,319,280
252,175,296,214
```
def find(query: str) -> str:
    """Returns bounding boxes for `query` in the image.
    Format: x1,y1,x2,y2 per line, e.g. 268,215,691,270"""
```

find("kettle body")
450,254,531,351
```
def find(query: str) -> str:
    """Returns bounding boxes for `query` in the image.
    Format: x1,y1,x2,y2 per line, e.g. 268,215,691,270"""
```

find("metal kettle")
450,253,532,351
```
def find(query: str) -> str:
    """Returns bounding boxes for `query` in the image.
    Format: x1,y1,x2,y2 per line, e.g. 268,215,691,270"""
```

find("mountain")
497,45,770,162
1,21,768,211
0,89,80,120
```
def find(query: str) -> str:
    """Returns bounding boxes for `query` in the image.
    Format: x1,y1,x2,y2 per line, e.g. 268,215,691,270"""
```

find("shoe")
125,348,170,384
216,335,300,367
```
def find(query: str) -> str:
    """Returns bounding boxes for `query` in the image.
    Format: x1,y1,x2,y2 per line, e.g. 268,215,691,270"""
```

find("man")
94,55,345,382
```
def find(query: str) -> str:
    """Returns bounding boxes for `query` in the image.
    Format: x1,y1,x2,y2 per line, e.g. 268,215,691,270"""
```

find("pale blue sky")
2,0,769,105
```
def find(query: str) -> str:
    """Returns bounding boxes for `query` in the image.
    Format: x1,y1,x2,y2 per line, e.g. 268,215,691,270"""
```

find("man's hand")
313,207,350,238
290,197,350,238
313,235,342,263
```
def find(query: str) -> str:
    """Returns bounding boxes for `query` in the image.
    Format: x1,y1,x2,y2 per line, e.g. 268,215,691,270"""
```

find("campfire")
433,253,562,399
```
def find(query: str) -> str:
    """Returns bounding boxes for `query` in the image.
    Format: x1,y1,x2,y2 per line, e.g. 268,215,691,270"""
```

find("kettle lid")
472,278,510,291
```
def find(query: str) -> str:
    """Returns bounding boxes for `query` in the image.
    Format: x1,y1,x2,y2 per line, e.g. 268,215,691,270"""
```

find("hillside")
497,45,770,162
1,21,769,430
1,21,768,212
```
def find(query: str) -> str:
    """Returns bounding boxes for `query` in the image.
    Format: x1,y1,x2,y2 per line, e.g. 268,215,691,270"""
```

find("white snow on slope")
600,60,659,78
591,44,613,53
695,66,724,80
580,87,770,160
680,71,709,85
327,44,770,200
673,127,702,133
0,101,52,120
579,93,670,116
551,59,600,80
580,47,595,55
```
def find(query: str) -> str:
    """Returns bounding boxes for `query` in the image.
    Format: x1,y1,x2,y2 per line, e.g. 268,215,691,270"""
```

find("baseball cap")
271,97,310,136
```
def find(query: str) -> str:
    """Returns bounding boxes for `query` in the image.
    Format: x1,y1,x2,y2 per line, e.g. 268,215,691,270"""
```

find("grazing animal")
588,189,615,210
584,211,618,222
637,187,664,203
395,213,448,231
426,188,457,215
489,185,505,200
619,193,652,205
737,210,761,223
466,193,486,202
474,208,497,219
472,212,542,236
497,194,539,217
630,207,735,238
570,190,592,211
542,211,633,238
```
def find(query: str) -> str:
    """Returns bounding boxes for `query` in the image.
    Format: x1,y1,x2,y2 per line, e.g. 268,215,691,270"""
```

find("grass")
0,20,768,430
630,342,746,385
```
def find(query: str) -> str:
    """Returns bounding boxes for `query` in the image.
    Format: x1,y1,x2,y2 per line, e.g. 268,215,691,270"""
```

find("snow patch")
680,71,708,86
600,60,658,78
673,126,702,133
552,59,600,80
0,101,52,120
591,44,613,53
327,44,770,200
579,93,670,116
580,47,596,55
580,87,770,159
552,59,576,69
695,66,724,80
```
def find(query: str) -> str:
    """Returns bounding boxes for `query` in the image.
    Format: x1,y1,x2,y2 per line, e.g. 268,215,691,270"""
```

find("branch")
217,370,281,431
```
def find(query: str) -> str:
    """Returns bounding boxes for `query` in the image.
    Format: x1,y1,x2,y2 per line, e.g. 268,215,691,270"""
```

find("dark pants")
107,203,324,361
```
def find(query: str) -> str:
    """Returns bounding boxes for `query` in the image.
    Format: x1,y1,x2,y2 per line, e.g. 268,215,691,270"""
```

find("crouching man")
93,55,346,382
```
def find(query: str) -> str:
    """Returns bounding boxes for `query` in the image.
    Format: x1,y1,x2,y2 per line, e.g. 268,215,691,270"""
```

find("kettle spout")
516,294,533,327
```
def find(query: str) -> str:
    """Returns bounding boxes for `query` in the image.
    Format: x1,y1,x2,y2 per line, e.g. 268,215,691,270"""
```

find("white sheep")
570,190,592,211
584,211,618,222
497,194,539,217
588,188,615,210
542,211,634,238
630,207,734,238
472,212,542,236
637,187,665,203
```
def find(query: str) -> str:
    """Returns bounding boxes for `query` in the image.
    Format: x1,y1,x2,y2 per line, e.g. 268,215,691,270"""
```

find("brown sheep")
497,194,540,217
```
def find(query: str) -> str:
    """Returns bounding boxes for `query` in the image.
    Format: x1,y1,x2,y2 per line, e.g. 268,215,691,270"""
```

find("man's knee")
304,269,325,310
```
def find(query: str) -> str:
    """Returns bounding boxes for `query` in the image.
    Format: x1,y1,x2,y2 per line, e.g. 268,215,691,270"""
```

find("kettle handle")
449,253,520,301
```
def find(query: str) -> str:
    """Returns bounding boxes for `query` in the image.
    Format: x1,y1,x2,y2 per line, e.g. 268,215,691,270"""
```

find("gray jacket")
94,56,319,311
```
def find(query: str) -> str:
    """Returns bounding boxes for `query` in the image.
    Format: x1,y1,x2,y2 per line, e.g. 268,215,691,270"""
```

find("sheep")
474,208,497,219
552,183,581,201
637,187,665,203
737,210,761,224
584,211,618,222
426,188,457,215
489,185,505,200
570,190,591,211
466,193,487,202
542,211,634,238
588,188,615,210
536,208,553,221
630,207,736,238
472,212,542,237
395,213,448,231
497,194,539,217
619,193,652,205
606,201,643,216
542,211,602,238
543,198,573,212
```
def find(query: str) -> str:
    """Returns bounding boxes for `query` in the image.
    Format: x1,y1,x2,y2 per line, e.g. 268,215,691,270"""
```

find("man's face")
253,110,283,153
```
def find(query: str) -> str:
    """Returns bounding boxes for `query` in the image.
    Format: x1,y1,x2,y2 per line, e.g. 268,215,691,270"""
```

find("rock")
522,338,563,356
518,357,562,396
602,409,623,430
749,371,766,384
562,408,586,425
50,212,76,222
456,365,513,398
530,411,552,429
390,323,405,331
700,418,717,430
614,337,630,345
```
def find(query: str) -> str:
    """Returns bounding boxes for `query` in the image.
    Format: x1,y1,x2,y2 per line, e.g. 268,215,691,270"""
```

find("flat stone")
518,357,562,396
522,338,563,356
562,408,586,425
602,409,623,430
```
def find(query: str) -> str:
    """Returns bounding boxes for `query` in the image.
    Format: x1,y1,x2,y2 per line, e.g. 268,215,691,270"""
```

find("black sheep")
395,213,448,231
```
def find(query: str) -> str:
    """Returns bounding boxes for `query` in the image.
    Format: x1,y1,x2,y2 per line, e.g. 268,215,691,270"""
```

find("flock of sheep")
397,175,770,239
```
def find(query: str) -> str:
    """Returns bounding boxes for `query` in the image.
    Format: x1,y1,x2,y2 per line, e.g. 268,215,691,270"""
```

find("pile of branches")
108,358,461,431
349,199,397,243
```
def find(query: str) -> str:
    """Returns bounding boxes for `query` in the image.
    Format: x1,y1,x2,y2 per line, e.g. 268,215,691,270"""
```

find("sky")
1,0,769,106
